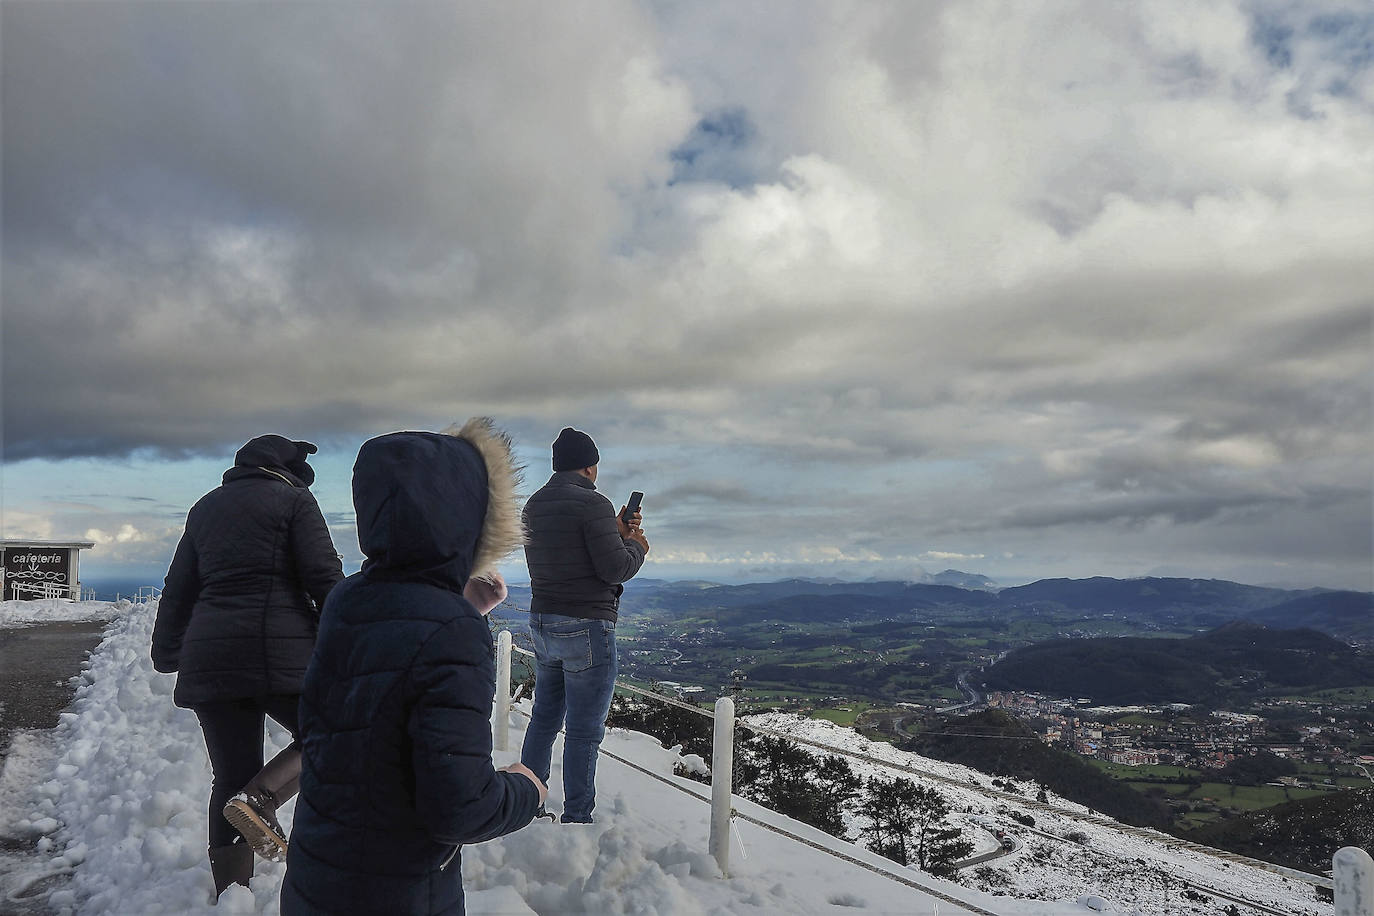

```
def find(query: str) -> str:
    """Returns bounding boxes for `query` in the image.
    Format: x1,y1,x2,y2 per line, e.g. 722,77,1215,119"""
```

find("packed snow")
0,599,1340,915
0,598,126,628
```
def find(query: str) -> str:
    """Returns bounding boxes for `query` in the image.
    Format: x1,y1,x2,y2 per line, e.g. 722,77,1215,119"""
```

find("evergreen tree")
856,775,919,866
911,783,973,877
857,776,972,876
810,753,861,838
734,732,859,840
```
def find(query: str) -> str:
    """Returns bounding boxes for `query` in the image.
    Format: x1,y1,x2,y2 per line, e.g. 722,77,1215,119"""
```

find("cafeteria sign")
2,546,71,600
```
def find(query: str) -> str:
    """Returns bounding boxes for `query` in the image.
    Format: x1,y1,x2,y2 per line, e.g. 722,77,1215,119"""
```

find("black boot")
223,747,300,862
208,841,253,900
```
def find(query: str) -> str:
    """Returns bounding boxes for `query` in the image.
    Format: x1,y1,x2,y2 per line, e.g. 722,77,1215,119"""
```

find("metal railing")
5,580,82,600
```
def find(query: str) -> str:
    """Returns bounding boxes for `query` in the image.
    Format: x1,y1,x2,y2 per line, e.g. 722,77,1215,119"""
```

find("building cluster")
986,690,1369,774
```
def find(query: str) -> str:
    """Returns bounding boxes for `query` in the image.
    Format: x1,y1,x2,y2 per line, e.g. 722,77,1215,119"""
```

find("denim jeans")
520,613,617,823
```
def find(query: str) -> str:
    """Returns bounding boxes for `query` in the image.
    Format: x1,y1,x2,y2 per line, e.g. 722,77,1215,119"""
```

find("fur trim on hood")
441,417,525,581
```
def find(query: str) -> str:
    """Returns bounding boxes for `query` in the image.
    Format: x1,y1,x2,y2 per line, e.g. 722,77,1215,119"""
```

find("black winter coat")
152,439,342,708
522,471,646,622
282,430,540,916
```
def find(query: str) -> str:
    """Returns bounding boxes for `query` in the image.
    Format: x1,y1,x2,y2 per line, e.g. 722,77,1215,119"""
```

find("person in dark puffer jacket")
280,419,545,916
152,434,343,900
519,427,648,824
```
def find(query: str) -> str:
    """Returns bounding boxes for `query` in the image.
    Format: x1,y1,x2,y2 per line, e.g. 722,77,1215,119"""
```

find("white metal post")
709,695,735,877
494,630,513,752
1335,846,1374,916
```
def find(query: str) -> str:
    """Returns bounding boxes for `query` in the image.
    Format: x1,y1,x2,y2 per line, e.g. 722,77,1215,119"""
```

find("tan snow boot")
223,746,300,862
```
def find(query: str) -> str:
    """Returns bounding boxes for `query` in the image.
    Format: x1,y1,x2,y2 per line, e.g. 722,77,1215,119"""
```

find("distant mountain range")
609,574,1372,645
995,576,1373,645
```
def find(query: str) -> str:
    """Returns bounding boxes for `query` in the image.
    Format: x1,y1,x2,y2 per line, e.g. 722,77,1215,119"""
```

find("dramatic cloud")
3,1,1371,588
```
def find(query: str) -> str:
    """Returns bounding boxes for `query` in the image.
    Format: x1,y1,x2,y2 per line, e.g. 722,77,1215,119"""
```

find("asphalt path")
0,621,106,766
0,621,107,916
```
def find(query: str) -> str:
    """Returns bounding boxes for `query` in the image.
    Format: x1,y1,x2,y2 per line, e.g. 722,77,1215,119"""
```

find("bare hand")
501,762,548,802
463,573,508,616
615,507,642,539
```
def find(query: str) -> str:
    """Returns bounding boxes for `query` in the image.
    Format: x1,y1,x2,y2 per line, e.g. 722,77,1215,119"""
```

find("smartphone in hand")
620,491,644,524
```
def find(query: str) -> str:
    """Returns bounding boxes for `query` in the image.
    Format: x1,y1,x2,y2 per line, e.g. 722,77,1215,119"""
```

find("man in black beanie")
551,427,599,473
520,427,648,823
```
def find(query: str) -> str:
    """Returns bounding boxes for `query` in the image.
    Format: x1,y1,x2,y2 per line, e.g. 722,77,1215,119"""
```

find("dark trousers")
193,695,300,848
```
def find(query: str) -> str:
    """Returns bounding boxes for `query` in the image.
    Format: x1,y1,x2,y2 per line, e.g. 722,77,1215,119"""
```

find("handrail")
7,580,81,600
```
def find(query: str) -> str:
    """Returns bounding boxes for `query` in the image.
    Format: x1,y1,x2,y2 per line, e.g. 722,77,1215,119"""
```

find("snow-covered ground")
0,599,1337,915
741,714,1333,915
0,598,127,627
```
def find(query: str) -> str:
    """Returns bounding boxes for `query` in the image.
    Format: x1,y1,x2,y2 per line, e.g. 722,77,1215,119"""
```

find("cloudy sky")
3,0,1371,590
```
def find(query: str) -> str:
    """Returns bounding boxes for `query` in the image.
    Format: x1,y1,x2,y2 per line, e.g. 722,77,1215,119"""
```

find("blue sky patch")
669,107,760,188
1251,14,1293,68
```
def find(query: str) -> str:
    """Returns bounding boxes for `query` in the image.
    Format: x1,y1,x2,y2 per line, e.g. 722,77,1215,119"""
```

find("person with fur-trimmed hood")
280,419,546,916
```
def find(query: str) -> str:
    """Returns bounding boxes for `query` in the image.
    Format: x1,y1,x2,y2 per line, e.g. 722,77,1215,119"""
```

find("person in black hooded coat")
280,419,545,916
152,434,343,898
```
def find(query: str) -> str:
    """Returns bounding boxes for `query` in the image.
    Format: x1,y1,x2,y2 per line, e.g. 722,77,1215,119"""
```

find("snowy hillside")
741,713,1331,915
0,600,1337,915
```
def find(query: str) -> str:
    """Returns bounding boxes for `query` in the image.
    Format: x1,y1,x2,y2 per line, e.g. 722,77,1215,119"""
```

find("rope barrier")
514,639,1169,847
1015,823,1297,916
506,634,1330,903
741,718,991,791
615,681,719,717
727,809,1000,916
740,718,1331,890
506,703,998,915
512,643,719,719
508,703,710,805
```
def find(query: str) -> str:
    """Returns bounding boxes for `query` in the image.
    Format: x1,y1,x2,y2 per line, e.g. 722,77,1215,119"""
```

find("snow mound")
0,599,125,628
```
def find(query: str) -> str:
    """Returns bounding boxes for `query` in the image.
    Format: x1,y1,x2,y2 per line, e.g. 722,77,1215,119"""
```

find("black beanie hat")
552,427,599,472
233,435,318,486
286,440,318,486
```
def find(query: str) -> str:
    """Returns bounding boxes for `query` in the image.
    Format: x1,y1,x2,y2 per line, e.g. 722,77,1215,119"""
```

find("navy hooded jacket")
281,430,540,916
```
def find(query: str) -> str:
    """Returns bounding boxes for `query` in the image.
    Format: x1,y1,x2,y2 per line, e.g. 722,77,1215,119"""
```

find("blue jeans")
520,613,617,823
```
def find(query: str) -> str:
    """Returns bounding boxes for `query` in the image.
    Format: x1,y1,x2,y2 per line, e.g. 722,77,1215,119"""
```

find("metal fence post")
709,695,735,877
494,630,513,752
1335,846,1374,916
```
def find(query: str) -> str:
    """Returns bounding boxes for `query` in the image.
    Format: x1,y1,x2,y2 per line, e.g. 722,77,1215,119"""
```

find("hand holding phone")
620,491,644,524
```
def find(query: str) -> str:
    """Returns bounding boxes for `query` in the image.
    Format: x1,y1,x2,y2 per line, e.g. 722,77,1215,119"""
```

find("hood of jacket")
353,418,524,591
224,434,317,487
